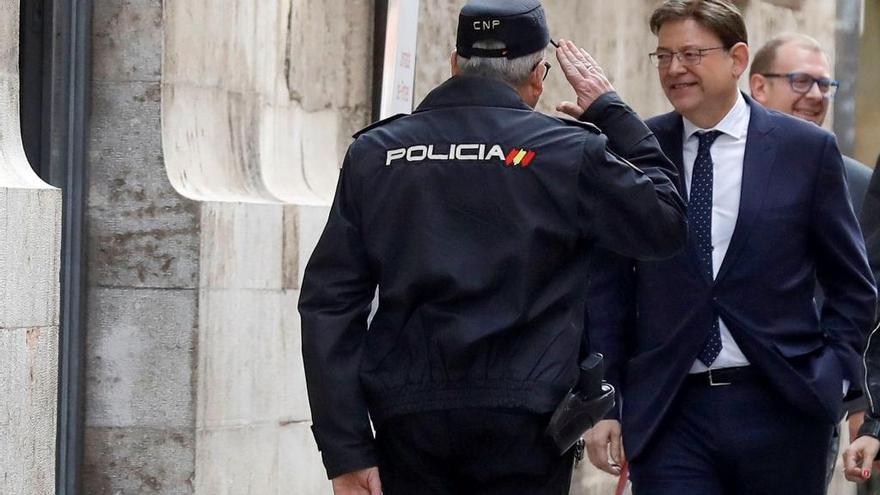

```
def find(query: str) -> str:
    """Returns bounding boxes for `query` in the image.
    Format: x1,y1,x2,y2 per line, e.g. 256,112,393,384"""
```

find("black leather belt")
685,366,759,387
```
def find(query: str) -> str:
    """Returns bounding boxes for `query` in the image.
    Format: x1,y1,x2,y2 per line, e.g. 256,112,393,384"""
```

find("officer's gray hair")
456,41,545,88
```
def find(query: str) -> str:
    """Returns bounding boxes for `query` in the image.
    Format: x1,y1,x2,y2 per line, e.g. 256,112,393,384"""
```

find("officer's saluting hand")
555,39,615,118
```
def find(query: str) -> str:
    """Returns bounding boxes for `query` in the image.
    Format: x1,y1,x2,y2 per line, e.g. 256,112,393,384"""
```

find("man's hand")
584,419,625,476
554,39,615,119
331,467,382,495
843,436,880,482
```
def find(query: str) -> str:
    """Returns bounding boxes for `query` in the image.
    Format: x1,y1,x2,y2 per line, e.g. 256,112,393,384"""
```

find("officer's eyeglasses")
648,46,726,68
532,59,552,81
760,72,839,98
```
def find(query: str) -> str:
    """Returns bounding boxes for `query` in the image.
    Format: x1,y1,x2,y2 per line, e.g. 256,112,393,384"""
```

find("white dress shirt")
683,92,751,373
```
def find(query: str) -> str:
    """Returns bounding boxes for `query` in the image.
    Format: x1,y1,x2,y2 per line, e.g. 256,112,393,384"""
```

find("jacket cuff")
312,425,380,480
578,92,654,158
579,91,621,122
857,415,880,439
844,394,868,414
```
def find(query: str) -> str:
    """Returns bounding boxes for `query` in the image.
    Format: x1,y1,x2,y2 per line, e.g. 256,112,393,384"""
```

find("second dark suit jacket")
587,95,877,461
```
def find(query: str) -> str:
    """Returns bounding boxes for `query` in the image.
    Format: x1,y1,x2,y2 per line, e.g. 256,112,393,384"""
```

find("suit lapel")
715,96,778,283
653,113,711,284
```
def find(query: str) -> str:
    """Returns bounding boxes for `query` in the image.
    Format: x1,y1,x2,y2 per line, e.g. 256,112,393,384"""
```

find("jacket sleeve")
858,320,880,438
577,92,687,261
812,135,877,391
858,166,880,436
585,248,636,420
298,145,379,479
860,167,880,309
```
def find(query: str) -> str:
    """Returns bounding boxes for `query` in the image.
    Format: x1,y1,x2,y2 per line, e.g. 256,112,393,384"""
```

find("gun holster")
546,353,616,454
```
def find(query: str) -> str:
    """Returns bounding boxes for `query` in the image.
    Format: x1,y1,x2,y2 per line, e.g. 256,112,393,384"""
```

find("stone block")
282,205,300,290
85,287,196,428
82,426,194,494
570,462,621,495
198,288,310,429
0,188,61,328
277,421,334,494
161,0,363,205
286,0,373,112
92,0,163,83
199,202,284,290
195,422,330,494
0,326,58,495
88,81,199,289
195,424,278,494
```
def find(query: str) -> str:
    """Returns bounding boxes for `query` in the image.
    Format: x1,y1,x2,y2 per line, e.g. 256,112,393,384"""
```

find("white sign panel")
380,0,421,119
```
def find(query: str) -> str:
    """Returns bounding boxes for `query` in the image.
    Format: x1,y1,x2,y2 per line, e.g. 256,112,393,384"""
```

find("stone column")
83,1,372,493
0,1,62,494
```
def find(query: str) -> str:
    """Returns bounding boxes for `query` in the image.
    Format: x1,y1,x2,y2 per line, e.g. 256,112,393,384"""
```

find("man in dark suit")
578,1,876,493
748,32,874,489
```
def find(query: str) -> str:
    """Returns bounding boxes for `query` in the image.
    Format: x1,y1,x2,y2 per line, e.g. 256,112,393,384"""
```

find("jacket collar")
415,76,533,113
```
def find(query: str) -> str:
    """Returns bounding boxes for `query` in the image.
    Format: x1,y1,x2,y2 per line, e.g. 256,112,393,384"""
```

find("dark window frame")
19,1,91,493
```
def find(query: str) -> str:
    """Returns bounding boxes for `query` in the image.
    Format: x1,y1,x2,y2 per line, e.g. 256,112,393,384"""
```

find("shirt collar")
415,75,533,113
682,91,750,141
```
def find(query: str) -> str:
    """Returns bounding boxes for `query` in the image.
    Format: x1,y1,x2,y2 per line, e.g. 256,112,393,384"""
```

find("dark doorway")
19,0,48,179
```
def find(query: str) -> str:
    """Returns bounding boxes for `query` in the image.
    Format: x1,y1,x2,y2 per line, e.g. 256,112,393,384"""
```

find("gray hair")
456,40,545,87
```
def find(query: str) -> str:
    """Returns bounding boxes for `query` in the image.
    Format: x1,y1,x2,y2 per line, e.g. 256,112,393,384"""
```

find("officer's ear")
519,60,545,108
527,58,545,92
451,50,461,77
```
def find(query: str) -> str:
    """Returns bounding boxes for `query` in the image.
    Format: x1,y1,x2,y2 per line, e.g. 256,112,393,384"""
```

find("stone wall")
82,1,198,492
415,0,835,128
83,0,372,493
79,1,844,494
0,1,62,494
855,0,880,167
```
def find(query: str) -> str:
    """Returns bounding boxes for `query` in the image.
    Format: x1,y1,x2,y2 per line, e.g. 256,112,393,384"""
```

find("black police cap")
456,0,550,59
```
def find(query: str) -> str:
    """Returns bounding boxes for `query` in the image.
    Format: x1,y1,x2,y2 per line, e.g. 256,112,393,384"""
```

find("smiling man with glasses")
750,33,842,125
578,2,876,494
749,32,874,492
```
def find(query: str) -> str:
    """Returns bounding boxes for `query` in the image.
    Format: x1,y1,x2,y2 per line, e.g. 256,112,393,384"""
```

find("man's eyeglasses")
532,59,552,81
648,46,726,68
760,72,839,98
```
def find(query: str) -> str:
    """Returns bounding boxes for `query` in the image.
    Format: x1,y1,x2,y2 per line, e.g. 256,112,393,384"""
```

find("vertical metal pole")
372,0,389,123
834,0,862,156
51,0,92,492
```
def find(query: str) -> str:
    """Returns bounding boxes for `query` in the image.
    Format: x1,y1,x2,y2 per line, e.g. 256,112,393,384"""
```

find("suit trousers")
629,372,833,495
374,408,574,495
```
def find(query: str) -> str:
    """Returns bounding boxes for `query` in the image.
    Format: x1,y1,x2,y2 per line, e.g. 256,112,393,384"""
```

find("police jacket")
298,75,687,478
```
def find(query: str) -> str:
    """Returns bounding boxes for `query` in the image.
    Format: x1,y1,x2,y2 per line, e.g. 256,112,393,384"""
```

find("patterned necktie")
691,130,723,367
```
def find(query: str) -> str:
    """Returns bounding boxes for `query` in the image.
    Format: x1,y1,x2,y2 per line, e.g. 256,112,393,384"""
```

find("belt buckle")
707,368,731,387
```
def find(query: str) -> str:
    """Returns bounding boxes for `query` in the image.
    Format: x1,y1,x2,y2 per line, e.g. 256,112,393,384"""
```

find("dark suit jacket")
587,95,876,461
860,160,880,285
814,156,871,309
844,156,872,216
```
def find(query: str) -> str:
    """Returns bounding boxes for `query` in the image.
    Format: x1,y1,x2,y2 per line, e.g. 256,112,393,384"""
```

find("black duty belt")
684,366,759,387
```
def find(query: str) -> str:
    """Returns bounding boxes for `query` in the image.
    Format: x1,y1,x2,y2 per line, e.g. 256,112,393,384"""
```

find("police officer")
299,1,687,493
